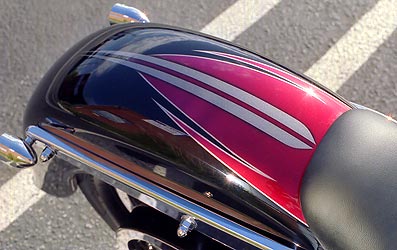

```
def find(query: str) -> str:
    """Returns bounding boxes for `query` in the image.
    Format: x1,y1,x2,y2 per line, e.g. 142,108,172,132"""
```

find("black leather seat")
301,109,397,250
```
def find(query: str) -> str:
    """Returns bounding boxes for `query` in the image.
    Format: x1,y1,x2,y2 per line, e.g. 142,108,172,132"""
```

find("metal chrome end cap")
0,133,37,168
177,215,197,238
108,3,150,25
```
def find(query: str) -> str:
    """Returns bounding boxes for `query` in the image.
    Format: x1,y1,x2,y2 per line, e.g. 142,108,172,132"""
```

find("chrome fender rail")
1,125,296,250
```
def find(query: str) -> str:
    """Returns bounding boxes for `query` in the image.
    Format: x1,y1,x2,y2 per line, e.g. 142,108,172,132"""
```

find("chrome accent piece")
25,125,293,250
24,136,35,146
108,3,149,25
177,215,197,238
204,191,213,198
93,54,312,150
39,146,56,162
0,133,37,168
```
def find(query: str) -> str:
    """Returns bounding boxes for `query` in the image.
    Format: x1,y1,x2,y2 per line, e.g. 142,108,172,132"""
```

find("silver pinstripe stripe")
93,54,312,149
98,50,315,145
152,99,275,180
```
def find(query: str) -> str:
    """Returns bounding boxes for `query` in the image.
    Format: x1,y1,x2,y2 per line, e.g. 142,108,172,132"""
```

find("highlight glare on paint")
226,174,239,183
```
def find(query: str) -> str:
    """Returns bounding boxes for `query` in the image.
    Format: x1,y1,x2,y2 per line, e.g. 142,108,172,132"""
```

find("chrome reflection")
39,146,56,162
177,215,197,238
0,133,36,168
108,3,149,25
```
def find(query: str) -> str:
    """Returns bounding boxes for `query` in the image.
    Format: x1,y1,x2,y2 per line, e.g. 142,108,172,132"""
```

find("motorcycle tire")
76,174,135,231
76,174,234,250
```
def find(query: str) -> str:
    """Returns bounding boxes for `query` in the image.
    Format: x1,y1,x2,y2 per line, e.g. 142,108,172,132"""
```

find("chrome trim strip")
26,125,293,250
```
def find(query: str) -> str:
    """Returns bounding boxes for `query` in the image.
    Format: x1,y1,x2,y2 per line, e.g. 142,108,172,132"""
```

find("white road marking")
200,0,281,41
0,168,45,232
305,0,397,91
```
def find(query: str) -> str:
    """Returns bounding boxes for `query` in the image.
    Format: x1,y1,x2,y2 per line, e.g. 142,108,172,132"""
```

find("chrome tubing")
0,133,36,167
108,3,149,25
25,125,294,250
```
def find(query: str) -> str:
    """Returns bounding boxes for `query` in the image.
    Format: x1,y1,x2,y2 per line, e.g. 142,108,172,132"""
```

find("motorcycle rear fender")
24,23,352,249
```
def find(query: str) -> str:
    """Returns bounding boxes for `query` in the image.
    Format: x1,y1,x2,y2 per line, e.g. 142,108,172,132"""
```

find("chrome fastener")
24,136,35,146
177,215,197,238
40,146,56,162
203,191,213,198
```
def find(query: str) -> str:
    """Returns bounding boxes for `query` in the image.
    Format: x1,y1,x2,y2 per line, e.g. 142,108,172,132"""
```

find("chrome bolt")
40,146,56,162
24,136,35,146
108,3,149,25
203,191,213,198
177,215,197,238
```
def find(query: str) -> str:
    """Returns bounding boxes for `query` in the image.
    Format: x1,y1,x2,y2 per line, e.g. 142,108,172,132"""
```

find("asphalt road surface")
0,0,396,249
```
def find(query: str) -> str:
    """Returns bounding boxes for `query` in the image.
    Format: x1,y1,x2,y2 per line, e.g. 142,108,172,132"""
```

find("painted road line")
305,0,397,92
200,0,281,41
0,168,45,232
